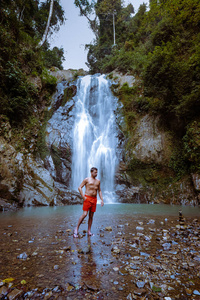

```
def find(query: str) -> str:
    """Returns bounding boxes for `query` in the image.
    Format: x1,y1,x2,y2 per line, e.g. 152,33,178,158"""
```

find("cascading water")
72,74,119,203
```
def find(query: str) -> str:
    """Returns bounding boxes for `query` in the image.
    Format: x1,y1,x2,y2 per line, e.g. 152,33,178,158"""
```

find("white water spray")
72,74,118,202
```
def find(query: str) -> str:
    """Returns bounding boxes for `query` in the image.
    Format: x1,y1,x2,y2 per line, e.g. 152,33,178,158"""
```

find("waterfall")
71,74,118,203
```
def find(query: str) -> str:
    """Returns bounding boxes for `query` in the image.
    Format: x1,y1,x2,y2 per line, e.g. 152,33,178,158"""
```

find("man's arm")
78,178,87,201
98,182,104,207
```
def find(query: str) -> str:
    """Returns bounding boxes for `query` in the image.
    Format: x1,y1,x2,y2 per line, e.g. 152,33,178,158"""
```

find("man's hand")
101,200,104,207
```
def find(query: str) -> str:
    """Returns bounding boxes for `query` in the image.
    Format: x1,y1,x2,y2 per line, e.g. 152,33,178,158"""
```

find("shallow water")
0,204,200,299
1,203,200,220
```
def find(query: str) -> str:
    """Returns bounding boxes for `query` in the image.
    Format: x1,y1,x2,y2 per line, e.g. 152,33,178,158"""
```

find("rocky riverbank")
0,207,200,299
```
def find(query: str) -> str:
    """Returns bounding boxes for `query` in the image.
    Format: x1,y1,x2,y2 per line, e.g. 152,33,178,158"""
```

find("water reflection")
73,236,99,289
0,204,200,221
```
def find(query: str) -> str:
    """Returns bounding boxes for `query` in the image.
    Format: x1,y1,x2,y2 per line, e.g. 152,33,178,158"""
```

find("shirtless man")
73,167,104,237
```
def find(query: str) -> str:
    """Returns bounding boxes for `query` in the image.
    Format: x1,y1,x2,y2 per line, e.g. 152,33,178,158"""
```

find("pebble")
44,291,53,300
7,288,23,300
193,290,200,295
162,243,171,250
148,219,155,224
133,288,146,296
17,252,28,259
136,281,145,288
0,286,8,296
140,252,150,257
136,226,144,231
53,265,59,270
111,246,120,254
127,293,132,300
105,226,112,231
185,288,192,295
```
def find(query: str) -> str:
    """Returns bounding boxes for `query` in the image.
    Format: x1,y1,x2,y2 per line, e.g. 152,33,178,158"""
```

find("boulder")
110,70,135,87
49,68,88,82
19,155,56,206
131,115,172,165
191,173,200,192
54,181,82,205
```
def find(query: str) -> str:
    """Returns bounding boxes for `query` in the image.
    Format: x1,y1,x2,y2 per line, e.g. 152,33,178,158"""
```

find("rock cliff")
0,136,82,211
0,69,199,210
112,71,199,205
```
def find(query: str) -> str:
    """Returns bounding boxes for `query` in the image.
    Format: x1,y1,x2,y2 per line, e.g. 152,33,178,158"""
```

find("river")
0,204,200,299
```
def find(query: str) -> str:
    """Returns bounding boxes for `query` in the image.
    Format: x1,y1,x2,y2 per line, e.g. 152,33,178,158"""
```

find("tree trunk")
113,13,116,45
37,0,54,48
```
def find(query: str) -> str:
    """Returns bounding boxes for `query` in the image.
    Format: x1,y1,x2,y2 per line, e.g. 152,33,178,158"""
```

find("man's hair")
90,167,98,173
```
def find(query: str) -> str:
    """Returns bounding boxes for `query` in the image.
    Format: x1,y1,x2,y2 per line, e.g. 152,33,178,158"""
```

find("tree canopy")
0,0,65,124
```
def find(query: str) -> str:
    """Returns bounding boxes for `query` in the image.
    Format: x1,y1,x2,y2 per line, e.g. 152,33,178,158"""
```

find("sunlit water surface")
1,204,200,221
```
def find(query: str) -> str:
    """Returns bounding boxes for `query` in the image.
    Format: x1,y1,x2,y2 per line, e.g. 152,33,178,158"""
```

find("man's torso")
85,177,100,197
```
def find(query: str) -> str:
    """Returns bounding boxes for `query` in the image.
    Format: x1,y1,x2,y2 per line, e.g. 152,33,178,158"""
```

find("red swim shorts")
83,194,97,213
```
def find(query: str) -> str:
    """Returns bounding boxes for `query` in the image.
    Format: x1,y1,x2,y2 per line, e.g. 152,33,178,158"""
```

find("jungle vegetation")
0,0,65,125
76,0,200,174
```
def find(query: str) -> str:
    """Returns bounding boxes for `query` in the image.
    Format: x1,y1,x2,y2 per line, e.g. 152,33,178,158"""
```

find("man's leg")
74,211,88,237
88,210,94,236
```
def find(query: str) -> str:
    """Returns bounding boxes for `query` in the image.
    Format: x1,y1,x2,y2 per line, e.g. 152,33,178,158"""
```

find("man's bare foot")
73,229,78,238
88,232,95,236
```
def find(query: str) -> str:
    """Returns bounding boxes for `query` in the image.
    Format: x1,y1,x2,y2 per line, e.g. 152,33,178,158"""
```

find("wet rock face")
131,115,172,165
0,137,56,207
49,68,88,82
19,155,56,206
0,137,82,208
0,138,20,202
192,173,200,192
43,79,79,186
45,100,75,185
0,116,12,141
110,70,135,87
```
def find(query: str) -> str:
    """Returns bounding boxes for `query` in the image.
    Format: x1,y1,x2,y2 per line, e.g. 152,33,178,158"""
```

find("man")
73,167,104,237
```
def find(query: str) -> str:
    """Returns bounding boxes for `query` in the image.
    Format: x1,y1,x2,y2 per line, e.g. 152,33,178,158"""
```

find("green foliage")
42,44,65,70
183,121,200,172
0,60,38,124
169,141,189,178
41,69,57,92
36,109,52,160
126,156,174,189
114,83,148,132
0,0,65,125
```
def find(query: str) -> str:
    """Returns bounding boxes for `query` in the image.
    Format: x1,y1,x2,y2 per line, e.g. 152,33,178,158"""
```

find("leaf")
152,285,162,292
21,280,27,285
3,278,15,283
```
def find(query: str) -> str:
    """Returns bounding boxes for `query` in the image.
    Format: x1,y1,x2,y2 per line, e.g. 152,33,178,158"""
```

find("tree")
37,0,54,48
43,44,65,69
75,0,134,72
96,0,122,45
0,0,65,124
74,0,99,37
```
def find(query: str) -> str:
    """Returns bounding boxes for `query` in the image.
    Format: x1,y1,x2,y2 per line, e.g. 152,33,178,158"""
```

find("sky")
50,0,148,70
